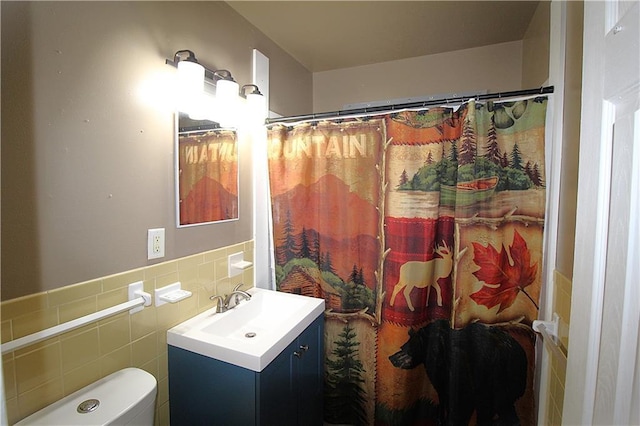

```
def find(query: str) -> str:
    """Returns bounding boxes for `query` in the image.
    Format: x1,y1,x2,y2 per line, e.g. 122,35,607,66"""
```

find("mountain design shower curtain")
267,97,548,425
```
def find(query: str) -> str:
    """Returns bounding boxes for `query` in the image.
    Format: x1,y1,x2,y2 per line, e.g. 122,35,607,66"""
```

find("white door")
564,1,640,425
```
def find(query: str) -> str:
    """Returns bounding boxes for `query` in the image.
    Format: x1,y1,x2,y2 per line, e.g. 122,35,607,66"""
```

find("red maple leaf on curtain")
469,230,538,312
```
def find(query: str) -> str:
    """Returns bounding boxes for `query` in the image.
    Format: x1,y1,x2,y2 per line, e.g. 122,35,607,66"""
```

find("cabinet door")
257,338,298,426
296,316,324,425
257,315,324,426
169,346,257,426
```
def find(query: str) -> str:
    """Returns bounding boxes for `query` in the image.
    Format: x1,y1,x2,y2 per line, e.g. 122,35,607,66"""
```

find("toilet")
15,368,157,425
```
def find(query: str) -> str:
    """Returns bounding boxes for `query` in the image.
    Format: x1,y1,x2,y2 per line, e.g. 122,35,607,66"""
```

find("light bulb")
246,92,267,125
215,80,240,127
177,60,204,94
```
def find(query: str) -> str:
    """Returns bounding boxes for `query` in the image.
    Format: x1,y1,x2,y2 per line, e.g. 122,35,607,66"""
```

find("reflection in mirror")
176,113,239,227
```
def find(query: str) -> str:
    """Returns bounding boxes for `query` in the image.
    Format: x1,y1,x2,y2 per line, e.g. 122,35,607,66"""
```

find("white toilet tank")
15,368,157,425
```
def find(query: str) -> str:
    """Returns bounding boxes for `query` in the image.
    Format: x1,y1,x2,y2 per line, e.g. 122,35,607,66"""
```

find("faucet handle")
209,295,225,313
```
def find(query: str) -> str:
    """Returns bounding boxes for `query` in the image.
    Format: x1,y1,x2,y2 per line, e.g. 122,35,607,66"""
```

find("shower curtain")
267,96,547,425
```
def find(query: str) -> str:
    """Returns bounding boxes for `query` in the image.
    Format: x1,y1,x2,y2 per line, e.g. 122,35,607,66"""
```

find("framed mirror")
175,113,239,227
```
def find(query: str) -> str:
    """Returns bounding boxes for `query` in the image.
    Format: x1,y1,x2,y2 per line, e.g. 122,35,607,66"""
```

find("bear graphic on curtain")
267,97,547,425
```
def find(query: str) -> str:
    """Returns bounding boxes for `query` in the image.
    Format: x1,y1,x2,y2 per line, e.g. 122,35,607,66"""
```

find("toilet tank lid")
15,368,157,425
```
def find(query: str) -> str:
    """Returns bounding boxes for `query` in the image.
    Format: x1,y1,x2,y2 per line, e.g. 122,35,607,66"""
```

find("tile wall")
544,269,571,425
1,240,254,425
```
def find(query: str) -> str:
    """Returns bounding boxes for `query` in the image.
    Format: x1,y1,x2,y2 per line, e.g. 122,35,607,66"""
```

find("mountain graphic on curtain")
267,97,547,425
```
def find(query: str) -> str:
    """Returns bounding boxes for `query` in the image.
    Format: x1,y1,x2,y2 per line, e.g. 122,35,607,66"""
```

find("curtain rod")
266,85,554,125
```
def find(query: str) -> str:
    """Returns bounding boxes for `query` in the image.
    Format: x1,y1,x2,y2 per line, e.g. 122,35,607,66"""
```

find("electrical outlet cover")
148,228,165,259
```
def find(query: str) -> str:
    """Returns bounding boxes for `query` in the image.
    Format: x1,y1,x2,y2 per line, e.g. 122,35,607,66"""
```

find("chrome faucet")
224,284,252,307
209,284,251,313
209,295,227,313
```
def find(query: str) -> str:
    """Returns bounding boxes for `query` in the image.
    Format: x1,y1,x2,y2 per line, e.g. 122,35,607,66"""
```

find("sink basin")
167,288,325,372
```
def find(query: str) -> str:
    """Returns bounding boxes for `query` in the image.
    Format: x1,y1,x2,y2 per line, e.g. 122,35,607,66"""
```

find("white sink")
167,288,325,372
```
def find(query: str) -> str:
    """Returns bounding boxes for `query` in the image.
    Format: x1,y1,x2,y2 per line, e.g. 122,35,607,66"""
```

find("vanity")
167,288,325,426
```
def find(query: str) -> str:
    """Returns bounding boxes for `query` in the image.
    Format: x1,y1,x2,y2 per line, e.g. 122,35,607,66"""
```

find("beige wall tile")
197,282,218,312
157,328,168,355
132,332,157,367
99,345,131,377
3,357,17,399
99,314,130,355
58,296,97,323
204,247,227,263
157,401,170,426
97,287,128,311
554,270,572,326
242,267,255,287
17,379,64,419
140,357,159,379
102,270,144,293
178,292,198,321
178,265,199,291
216,278,236,297
13,336,59,358
154,272,180,290
15,342,61,394
130,304,157,341
197,261,215,282
158,352,168,380
1,320,12,344
11,307,58,339
177,253,204,272
48,280,101,307
144,262,178,283
156,302,182,331
1,293,48,321
142,278,155,295
158,376,169,406
227,242,245,255
62,359,102,396
214,256,229,281
60,328,100,373
5,396,19,425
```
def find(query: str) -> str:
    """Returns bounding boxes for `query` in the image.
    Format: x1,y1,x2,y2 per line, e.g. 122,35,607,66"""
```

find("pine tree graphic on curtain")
324,323,368,425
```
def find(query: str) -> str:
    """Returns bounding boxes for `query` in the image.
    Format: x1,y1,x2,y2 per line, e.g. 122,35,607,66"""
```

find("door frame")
535,0,568,423
564,1,640,423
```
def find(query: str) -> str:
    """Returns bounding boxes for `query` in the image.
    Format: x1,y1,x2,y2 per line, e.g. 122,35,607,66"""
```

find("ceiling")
227,1,541,73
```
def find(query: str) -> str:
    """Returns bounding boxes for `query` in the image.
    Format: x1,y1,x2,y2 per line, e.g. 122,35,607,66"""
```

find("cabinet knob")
294,345,309,358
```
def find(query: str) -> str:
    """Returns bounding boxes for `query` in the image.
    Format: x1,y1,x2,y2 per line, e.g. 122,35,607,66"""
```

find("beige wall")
556,1,583,278
522,1,551,88
2,241,254,424
1,2,312,300
312,41,523,112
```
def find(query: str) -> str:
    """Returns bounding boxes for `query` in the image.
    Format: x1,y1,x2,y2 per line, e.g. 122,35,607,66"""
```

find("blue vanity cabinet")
168,314,324,426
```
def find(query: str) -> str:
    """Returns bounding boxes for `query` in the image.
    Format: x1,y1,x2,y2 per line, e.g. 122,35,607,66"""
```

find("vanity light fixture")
165,50,265,127
241,84,267,123
173,50,205,94
213,70,240,104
